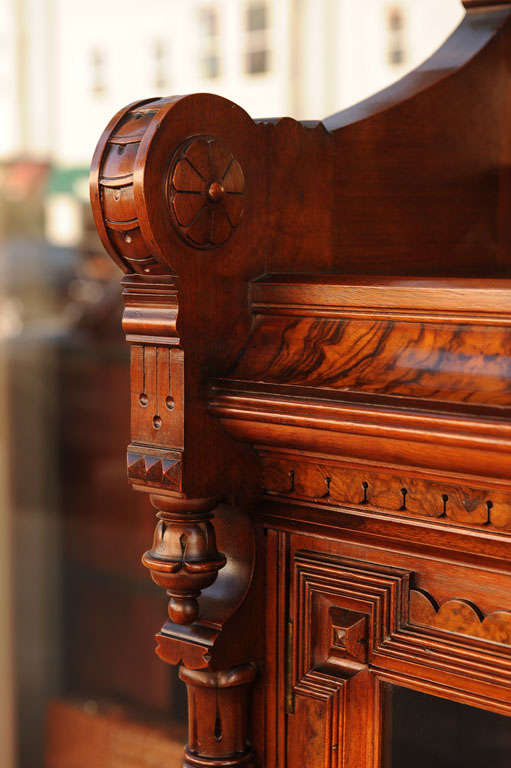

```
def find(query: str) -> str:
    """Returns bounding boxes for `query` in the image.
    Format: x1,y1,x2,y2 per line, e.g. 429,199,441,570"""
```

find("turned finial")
142,496,226,625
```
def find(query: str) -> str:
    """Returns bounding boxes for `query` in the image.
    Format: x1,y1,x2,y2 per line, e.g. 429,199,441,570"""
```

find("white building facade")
0,0,464,166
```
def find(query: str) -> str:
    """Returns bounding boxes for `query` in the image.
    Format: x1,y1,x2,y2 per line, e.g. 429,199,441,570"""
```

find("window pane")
201,54,220,79
388,7,404,31
389,47,405,66
198,7,218,38
383,684,511,768
247,3,268,32
245,49,269,75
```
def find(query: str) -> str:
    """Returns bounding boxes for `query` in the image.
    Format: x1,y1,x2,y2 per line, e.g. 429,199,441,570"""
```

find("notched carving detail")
91,99,171,275
180,663,257,768
261,453,511,532
409,589,511,646
127,446,182,490
167,135,245,249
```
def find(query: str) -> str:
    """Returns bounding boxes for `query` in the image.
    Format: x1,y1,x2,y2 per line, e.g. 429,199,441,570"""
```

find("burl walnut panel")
409,590,511,646
233,315,511,406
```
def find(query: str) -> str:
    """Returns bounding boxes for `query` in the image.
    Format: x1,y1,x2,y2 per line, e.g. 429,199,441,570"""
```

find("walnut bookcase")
90,3,511,766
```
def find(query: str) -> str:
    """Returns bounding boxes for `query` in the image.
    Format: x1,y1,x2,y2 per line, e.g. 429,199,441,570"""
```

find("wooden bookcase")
89,3,511,765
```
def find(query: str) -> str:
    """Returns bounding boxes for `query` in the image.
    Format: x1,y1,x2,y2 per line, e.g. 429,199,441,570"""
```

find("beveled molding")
250,274,511,320
211,273,511,482
292,551,511,705
260,450,511,534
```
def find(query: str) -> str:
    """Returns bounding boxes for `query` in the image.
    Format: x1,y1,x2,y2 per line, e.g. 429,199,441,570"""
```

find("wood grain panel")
233,315,511,407
288,673,343,768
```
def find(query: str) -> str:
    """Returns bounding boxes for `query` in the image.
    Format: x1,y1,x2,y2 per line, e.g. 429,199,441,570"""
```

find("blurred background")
0,1,464,766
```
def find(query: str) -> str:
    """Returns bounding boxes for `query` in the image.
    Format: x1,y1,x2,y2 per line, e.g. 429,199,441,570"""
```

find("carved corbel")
90,94,266,767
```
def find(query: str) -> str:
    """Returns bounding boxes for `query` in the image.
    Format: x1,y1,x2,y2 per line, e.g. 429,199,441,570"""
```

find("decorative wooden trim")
293,551,411,681
210,385,511,481
409,589,511,645
288,551,405,767
167,135,245,249
91,93,264,767
179,664,257,768
212,274,511,481
287,668,346,768
251,275,511,319
142,495,226,625
127,446,182,490
90,98,173,275
233,298,511,409
290,547,511,710
260,453,511,532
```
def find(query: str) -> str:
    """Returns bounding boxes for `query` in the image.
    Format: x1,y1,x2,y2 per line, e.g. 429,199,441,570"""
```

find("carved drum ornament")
167,136,245,248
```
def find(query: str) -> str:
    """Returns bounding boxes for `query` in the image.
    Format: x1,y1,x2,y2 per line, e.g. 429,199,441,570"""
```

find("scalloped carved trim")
409,589,511,646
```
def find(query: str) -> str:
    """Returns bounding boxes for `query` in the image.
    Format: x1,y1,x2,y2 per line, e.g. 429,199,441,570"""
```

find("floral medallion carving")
167,135,245,249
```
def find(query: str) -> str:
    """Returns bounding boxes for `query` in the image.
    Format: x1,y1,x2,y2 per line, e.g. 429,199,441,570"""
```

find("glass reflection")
383,684,511,768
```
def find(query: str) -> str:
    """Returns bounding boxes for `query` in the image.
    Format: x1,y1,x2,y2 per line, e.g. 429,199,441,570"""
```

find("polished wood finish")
90,2,511,766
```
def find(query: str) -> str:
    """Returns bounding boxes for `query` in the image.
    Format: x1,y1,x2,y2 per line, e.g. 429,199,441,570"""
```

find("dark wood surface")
45,698,185,768
89,2,511,766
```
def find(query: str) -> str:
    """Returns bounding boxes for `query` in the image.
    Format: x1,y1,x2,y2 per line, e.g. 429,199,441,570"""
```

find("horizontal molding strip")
251,275,511,316
209,388,511,479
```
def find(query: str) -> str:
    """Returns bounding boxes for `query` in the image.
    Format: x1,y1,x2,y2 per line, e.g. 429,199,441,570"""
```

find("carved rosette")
167,136,245,248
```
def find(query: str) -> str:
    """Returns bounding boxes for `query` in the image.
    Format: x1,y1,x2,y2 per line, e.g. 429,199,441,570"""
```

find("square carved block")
330,608,368,664
292,550,411,682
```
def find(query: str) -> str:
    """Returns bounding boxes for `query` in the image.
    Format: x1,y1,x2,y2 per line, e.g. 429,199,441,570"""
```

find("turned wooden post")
180,665,257,768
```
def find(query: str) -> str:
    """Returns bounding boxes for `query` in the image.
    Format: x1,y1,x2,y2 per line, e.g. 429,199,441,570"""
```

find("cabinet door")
266,532,511,768
285,548,409,768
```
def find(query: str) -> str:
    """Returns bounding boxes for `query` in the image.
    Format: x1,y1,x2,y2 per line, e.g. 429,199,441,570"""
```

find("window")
247,3,267,32
244,2,271,76
386,5,407,67
90,47,106,97
198,7,221,80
